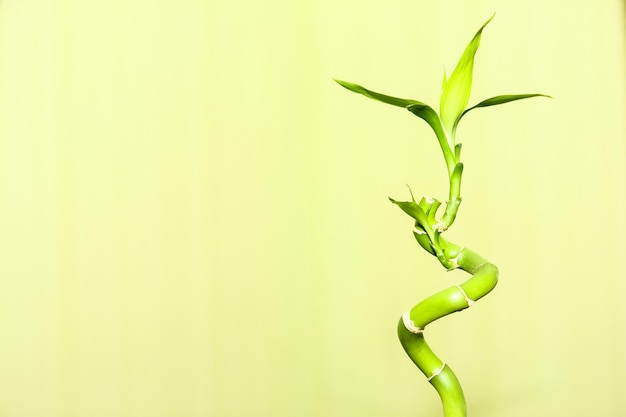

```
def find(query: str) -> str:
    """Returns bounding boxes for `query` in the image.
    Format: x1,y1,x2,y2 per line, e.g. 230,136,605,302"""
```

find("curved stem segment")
397,244,498,417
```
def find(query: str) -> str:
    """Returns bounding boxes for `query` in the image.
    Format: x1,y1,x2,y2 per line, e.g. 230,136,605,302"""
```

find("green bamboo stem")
398,245,498,417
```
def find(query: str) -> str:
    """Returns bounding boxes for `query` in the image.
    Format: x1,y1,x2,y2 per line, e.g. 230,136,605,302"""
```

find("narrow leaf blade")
406,104,444,137
388,198,429,225
335,79,424,108
458,94,552,122
407,104,455,171
439,15,494,133
468,93,552,110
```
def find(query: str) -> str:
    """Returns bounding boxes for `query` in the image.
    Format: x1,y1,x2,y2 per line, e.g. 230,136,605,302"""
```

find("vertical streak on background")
207,2,327,415
617,0,626,401
179,4,219,415
52,2,78,414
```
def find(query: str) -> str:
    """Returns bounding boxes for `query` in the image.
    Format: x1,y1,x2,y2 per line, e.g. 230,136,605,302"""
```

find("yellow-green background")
0,1,624,416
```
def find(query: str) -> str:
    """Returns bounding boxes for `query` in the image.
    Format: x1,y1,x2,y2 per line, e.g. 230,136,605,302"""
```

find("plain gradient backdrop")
0,0,625,416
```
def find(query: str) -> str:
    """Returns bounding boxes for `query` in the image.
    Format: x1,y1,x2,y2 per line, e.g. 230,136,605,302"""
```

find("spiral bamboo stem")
398,244,498,417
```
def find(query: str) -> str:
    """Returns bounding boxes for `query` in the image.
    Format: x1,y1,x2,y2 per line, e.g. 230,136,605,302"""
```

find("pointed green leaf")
439,15,494,134
405,185,417,203
334,79,426,108
455,94,551,129
406,104,444,138
407,104,456,173
388,197,429,225
460,93,551,116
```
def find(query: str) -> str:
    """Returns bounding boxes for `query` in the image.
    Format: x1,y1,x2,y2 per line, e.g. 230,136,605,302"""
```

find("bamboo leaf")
439,15,494,134
462,93,551,114
406,104,445,139
407,104,455,172
456,94,551,128
334,79,426,108
388,198,429,225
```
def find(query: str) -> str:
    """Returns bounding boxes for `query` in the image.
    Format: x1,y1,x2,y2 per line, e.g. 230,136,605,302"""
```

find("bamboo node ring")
402,311,424,334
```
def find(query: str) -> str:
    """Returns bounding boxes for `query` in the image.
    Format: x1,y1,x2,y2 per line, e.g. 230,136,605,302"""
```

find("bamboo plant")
336,16,549,417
